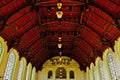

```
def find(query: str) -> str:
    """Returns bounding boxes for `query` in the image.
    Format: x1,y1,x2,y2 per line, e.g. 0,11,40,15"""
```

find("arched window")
99,60,105,80
17,60,24,80
0,41,3,64
56,67,66,79
70,70,74,79
48,71,53,79
86,67,90,80
93,67,97,80
17,58,26,80
0,37,7,64
31,67,36,80
26,63,32,80
107,52,118,80
3,51,15,80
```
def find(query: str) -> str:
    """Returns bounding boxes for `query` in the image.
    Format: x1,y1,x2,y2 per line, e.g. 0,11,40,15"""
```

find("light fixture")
58,37,62,49
56,2,63,19
56,11,63,19
85,4,89,11
50,52,72,65
58,43,62,49
57,3,62,9
58,37,62,41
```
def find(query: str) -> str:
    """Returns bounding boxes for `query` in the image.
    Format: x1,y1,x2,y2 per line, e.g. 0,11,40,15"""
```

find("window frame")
107,52,118,80
69,70,74,79
3,49,19,80
17,57,26,80
56,67,66,79
0,37,7,65
26,63,32,80
48,70,53,79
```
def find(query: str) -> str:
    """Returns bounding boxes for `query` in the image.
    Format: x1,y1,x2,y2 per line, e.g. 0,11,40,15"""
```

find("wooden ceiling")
0,0,120,71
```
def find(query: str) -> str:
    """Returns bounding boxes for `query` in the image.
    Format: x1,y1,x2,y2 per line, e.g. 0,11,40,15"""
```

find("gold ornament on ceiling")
56,2,63,19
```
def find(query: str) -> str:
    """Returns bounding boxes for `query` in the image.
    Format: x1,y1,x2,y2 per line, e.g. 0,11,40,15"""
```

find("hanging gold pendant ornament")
57,3,62,9
58,43,62,49
56,3,63,19
56,11,63,19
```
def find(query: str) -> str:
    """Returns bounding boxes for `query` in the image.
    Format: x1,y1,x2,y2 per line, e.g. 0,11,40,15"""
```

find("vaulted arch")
0,0,120,71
